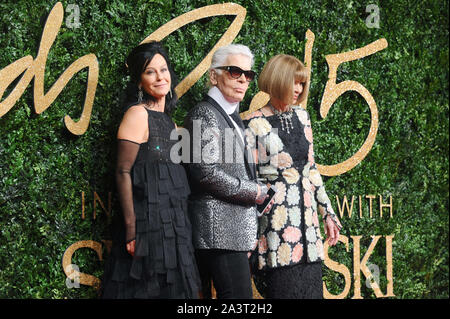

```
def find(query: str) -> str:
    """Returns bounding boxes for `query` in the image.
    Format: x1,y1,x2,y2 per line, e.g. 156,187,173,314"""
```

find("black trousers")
195,249,253,299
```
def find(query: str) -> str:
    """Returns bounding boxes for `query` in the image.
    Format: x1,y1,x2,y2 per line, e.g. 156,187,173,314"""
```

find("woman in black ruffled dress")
101,42,200,299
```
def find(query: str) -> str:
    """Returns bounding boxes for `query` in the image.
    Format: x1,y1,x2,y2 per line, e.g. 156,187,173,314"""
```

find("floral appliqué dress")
244,106,342,299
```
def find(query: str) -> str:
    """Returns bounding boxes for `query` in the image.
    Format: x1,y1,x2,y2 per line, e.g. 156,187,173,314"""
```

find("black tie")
230,109,245,130
230,109,256,179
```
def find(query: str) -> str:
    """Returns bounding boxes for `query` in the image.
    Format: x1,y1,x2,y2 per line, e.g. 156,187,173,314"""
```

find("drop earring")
138,87,143,103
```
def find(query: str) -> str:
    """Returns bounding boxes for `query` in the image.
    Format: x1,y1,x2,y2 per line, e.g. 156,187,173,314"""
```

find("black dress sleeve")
115,139,140,243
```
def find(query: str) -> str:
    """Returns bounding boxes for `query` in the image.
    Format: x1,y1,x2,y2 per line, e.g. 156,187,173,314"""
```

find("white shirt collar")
207,86,239,115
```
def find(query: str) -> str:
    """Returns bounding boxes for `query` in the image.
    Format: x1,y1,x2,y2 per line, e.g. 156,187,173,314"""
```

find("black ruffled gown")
101,109,200,299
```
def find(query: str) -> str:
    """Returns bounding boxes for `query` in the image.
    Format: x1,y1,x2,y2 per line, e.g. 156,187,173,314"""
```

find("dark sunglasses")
215,66,256,82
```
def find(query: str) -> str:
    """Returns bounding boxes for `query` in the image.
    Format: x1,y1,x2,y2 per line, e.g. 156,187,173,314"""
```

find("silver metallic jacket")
183,96,259,251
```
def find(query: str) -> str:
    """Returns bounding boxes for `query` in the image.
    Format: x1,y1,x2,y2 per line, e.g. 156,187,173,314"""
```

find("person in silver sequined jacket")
183,44,269,299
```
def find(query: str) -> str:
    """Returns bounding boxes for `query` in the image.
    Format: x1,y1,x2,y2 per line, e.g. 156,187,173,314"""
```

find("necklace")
143,100,159,111
269,103,294,133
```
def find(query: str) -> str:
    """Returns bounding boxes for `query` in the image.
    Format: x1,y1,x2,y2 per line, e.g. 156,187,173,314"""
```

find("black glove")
115,139,140,243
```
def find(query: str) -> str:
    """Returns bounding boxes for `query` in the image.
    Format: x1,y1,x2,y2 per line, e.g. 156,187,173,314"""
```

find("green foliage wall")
0,0,448,298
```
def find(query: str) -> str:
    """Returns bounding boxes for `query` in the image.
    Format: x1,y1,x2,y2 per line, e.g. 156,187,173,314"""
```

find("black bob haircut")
123,41,178,115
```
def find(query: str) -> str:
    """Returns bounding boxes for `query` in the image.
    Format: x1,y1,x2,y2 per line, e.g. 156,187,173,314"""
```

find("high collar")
207,86,239,115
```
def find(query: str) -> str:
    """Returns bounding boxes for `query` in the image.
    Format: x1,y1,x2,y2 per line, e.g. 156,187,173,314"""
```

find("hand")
324,216,340,246
256,184,261,200
262,197,275,214
255,184,269,205
247,239,258,258
126,240,135,257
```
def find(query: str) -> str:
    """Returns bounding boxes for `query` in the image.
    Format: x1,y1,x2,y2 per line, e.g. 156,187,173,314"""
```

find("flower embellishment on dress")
304,126,313,143
288,206,301,227
273,181,287,204
248,117,272,137
270,151,293,169
309,169,323,187
306,226,318,243
286,185,300,206
317,187,329,204
292,243,304,263
267,251,277,268
304,207,313,227
282,226,301,243
282,167,300,184
316,240,325,259
294,107,309,126
258,256,267,270
244,128,256,148
264,132,284,155
267,231,280,251
308,243,318,262
259,164,278,181
277,243,292,266
271,205,288,231
258,235,268,254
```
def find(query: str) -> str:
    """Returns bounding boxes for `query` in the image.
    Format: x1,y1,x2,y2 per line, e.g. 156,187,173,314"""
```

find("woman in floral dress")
243,54,342,299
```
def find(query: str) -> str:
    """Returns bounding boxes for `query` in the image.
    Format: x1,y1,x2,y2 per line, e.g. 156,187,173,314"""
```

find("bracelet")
323,214,342,231
126,238,136,244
